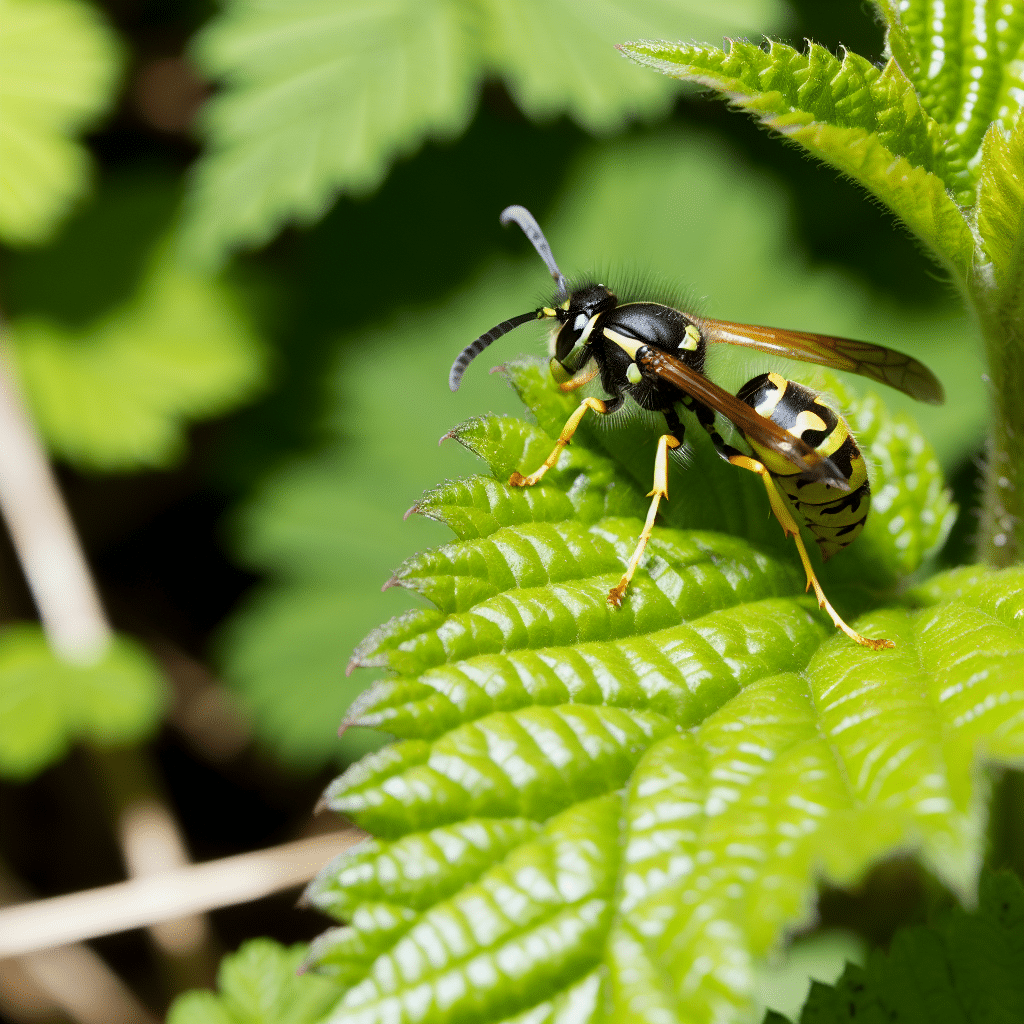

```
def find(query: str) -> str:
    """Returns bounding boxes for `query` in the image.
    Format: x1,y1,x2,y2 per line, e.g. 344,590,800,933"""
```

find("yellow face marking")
679,323,701,351
626,362,642,384
541,307,558,318
602,327,643,359
578,313,600,346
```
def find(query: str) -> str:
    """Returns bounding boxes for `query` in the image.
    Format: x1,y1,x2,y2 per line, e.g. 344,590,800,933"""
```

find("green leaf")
875,0,1024,156
976,116,1024,308
0,0,122,245
222,128,982,770
180,0,786,266
477,0,777,131
619,39,976,278
167,940,342,1024
752,930,866,1023
307,551,1024,1021
791,871,1024,1023
0,624,167,780
5,239,267,471
182,0,479,267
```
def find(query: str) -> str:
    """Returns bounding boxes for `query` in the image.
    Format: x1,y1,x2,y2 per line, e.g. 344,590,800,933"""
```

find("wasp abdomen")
737,372,870,561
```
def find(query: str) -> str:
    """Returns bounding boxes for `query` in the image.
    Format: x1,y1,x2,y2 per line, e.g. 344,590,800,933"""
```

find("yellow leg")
608,434,681,606
559,365,600,393
728,454,894,650
509,397,607,487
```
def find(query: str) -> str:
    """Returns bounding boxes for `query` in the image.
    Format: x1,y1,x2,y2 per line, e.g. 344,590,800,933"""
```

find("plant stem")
973,292,1024,567
0,326,219,990
0,340,109,662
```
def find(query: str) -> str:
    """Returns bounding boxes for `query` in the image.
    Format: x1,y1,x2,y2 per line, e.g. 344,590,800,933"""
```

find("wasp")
449,206,944,649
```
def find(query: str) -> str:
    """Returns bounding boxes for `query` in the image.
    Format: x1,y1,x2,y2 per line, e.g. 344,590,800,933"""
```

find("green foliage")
619,39,975,278
180,0,786,267
5,238,266,471
620,1,1024,563
780,871,1024,1024
166,940,342,1024
222,128,980,770
296,357,1023,1020
0,0,122,245
2,168,268,471
0,625,167,780
977,115,1024,313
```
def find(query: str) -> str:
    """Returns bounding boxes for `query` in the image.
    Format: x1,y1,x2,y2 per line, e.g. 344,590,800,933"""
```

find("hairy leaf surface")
0,0,121,246
876,0,1024,154
0,625,166,780
309,552,1024,1021
296,355,1023,1021
619,39,976,277
180,0,784,266
976,117,1024,316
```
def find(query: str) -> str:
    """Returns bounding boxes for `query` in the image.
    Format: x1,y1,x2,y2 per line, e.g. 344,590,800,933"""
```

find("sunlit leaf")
6,240,267,471
180,0,786,266
306,518,1024,1023
0,0,121,245
976,117,1024,313
166,939,342,1024
0,625,166,780
875,0,1024,155
619,39,976,278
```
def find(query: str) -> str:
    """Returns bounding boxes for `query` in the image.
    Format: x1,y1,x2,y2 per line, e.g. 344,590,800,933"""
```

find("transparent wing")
700,319,944,405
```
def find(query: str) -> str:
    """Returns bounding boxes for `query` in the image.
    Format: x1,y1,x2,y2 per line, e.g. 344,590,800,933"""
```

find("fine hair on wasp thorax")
449,206,945,650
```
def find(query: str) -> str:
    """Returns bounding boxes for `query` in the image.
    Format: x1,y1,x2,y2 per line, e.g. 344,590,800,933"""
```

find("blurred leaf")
0,624,166,780
221,129,983,770
5,239,267,471
478,0,775,129
166,939,342,1024
180,0,786,267
752,930,866,1023
620,39,975,278
0,0,122,245
788,871,1024,1024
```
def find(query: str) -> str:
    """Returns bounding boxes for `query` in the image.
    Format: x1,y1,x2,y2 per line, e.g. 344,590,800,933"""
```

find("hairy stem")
973,288,1024,567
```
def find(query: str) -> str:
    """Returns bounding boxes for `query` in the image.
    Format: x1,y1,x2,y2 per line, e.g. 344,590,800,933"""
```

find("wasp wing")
700,319,944,405
637,347,850,490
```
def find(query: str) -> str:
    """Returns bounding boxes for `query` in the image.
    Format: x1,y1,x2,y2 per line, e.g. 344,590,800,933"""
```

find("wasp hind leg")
509,395,620,487
727,454,894,651
608,431,681,606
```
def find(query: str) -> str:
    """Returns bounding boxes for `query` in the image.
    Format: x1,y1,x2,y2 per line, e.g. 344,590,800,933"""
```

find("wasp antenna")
449,310,540,391
500,205,567,297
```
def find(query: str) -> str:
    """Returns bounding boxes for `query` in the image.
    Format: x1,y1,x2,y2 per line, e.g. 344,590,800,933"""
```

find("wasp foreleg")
509,395,618,487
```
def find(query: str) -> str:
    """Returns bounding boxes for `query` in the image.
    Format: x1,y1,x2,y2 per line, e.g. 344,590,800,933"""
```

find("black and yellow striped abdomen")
736,372,869,560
